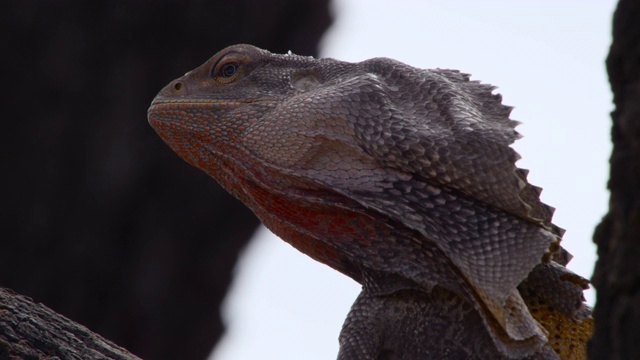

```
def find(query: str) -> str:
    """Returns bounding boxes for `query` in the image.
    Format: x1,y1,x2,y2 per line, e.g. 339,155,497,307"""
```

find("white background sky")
212,1,616,359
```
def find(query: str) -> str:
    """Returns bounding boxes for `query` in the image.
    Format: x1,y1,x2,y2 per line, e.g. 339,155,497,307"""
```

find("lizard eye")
212,51,252,84
220,63,238,78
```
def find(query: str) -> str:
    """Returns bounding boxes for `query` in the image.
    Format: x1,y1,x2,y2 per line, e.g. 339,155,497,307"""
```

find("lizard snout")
165,79,188,97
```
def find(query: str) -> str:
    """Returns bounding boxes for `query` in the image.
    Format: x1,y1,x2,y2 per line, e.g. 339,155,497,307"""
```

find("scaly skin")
148,44,592,359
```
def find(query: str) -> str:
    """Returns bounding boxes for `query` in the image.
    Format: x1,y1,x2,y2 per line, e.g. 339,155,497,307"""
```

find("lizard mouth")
147,98,272,125
149,98,264,110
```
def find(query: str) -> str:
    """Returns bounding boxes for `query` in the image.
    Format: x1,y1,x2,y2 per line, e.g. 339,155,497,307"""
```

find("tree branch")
0,287,140,360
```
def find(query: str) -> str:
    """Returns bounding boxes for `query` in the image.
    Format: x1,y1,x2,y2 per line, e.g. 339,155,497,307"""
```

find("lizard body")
148,44,592,359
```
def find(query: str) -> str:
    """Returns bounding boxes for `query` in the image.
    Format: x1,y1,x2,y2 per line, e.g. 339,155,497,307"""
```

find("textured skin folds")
148,44,592,359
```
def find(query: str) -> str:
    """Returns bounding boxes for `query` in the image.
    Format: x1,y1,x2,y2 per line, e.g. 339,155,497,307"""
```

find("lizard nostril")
173,81,183,91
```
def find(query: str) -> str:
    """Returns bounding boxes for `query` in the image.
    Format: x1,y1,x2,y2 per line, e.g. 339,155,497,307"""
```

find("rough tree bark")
0,288,140,360
0,1,330,359
589,0,640,359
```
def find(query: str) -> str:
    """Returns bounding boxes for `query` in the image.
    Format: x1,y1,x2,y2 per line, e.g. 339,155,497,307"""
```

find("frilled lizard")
148,44,592,359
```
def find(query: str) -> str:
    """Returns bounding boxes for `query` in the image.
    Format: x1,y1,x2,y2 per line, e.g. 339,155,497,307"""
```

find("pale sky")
212,1,616,359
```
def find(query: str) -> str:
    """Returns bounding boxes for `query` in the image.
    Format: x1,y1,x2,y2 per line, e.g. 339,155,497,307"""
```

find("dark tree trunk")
0,1,330,359
589,0,640,359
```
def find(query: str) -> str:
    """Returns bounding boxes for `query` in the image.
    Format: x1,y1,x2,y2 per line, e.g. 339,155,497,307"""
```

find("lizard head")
149,44,279,169
147,44,343,173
